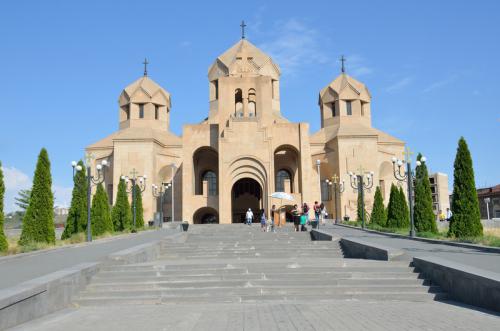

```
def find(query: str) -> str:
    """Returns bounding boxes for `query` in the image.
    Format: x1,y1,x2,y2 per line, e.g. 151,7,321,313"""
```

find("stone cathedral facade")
86,38,405,224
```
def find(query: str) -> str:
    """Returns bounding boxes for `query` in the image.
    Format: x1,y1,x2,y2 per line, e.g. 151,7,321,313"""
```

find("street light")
152,182,170,227
348,167,374,229
326,174,345,224
122,168,147,232
315,160,322,228
71,154,108,242
392,147,426,238
170,163,176,223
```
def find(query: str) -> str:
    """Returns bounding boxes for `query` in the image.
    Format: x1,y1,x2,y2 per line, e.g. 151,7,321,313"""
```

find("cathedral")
86,36,405,224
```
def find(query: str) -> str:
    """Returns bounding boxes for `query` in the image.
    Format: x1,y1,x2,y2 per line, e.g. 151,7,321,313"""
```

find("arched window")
202,171,217,196
275,169,291,192
248,88,256,117
235,89,243,117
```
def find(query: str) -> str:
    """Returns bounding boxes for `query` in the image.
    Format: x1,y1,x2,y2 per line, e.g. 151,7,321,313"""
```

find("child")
260,209,267,232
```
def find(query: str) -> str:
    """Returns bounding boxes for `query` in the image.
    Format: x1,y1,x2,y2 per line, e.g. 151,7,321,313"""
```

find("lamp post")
170,163,176,223
121,168,147,232
348,167,374,229
152,182,170,228
391,147,426,238
326,174,345,224
71,154,108,242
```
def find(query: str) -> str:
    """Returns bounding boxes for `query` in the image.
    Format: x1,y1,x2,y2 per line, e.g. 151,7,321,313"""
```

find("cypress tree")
386,184,400,228
91,183,113,236
370,186,387,226
0,162,8,252
112,178,132,231
414,153,437,233
62,160,87,240
19,148,55,245
398,186,410,228
448,137,482,238
131,184,144,229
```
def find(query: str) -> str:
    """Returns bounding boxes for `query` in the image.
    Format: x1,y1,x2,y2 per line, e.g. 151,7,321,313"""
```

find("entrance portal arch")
193,207,219,224
231,178,262,223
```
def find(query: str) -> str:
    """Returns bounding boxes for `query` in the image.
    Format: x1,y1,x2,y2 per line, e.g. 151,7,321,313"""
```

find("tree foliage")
62,160,87,240
19,149,55,245
131,184,144,229
370,186,387,226
414,153,438,233
386,184,410,229
448,137,483,238
112,178,131,231
356,188,366,222
91,183,113,236
0,161,8,252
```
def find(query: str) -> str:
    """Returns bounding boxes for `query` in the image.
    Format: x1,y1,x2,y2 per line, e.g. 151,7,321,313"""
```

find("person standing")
270,205,277,232
292,204,300,232
314,201,321,227
245,208,254,225
320,202,327,225
260,209,267,232
446,208,453,222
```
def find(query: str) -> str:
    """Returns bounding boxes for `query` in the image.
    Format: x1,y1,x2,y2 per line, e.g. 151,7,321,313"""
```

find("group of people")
439,208,453,222
244,201,328,232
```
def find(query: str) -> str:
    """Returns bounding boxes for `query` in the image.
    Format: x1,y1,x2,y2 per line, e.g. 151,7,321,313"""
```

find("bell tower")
118,60,172,131
318,56,372,129
207,37,281,126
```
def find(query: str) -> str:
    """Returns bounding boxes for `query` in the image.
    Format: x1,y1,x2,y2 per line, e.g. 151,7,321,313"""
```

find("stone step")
76,292,447,306
91,271,420,284
85,278,429,291
79,285,442,299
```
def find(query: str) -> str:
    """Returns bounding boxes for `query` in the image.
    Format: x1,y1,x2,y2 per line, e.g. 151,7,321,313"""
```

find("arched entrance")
193,207,219,224
231,178,262,223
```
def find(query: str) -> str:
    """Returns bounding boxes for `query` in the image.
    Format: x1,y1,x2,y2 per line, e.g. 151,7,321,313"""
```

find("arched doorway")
193,207,219,224
231,178,262,223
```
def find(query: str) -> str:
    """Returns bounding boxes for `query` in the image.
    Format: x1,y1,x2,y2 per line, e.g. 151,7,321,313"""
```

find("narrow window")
331,102,337,117
235,89,243,117
276,169,291,193
320,180,331,201
154,105,159,120
202,171,217,196
214,80,218,100
139,104,144,118
346,101,352,116
125,105,130,120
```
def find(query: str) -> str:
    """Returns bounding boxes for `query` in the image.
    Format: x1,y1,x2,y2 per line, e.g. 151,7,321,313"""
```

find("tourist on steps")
269,205,276,232
245,208,254,225
260,209,267,232
292,204,300,232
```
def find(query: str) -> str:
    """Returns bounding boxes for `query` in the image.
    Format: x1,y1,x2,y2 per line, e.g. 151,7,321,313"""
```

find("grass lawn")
1,228,147,256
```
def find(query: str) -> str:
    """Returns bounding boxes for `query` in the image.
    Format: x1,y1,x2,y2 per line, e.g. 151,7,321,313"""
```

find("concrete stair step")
76,292,447,306
85,278,428,291
79,285,442,299
91,271,420,284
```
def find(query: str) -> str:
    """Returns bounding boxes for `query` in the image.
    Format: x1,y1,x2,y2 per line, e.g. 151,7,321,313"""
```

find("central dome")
208,39,280,80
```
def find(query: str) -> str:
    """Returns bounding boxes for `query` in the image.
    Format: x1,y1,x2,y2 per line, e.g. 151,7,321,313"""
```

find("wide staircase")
76,225,446,306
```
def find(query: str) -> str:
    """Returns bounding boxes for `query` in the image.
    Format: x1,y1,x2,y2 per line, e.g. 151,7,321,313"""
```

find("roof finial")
240,20,247,39
143,58,149,76
340,55,346,73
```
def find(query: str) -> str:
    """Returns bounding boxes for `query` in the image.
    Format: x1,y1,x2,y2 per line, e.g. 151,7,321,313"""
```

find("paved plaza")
11,224,500,330
320,224,500,273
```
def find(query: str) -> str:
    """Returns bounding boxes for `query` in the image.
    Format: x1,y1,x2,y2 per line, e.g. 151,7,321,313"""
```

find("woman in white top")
320,203,327,225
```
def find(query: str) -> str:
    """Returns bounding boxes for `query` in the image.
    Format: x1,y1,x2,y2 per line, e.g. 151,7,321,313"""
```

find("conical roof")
208,39,280,80
319,73,371,102
119,76,170,107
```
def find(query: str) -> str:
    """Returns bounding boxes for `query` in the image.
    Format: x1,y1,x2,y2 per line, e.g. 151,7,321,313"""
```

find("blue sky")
1,0,499,212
